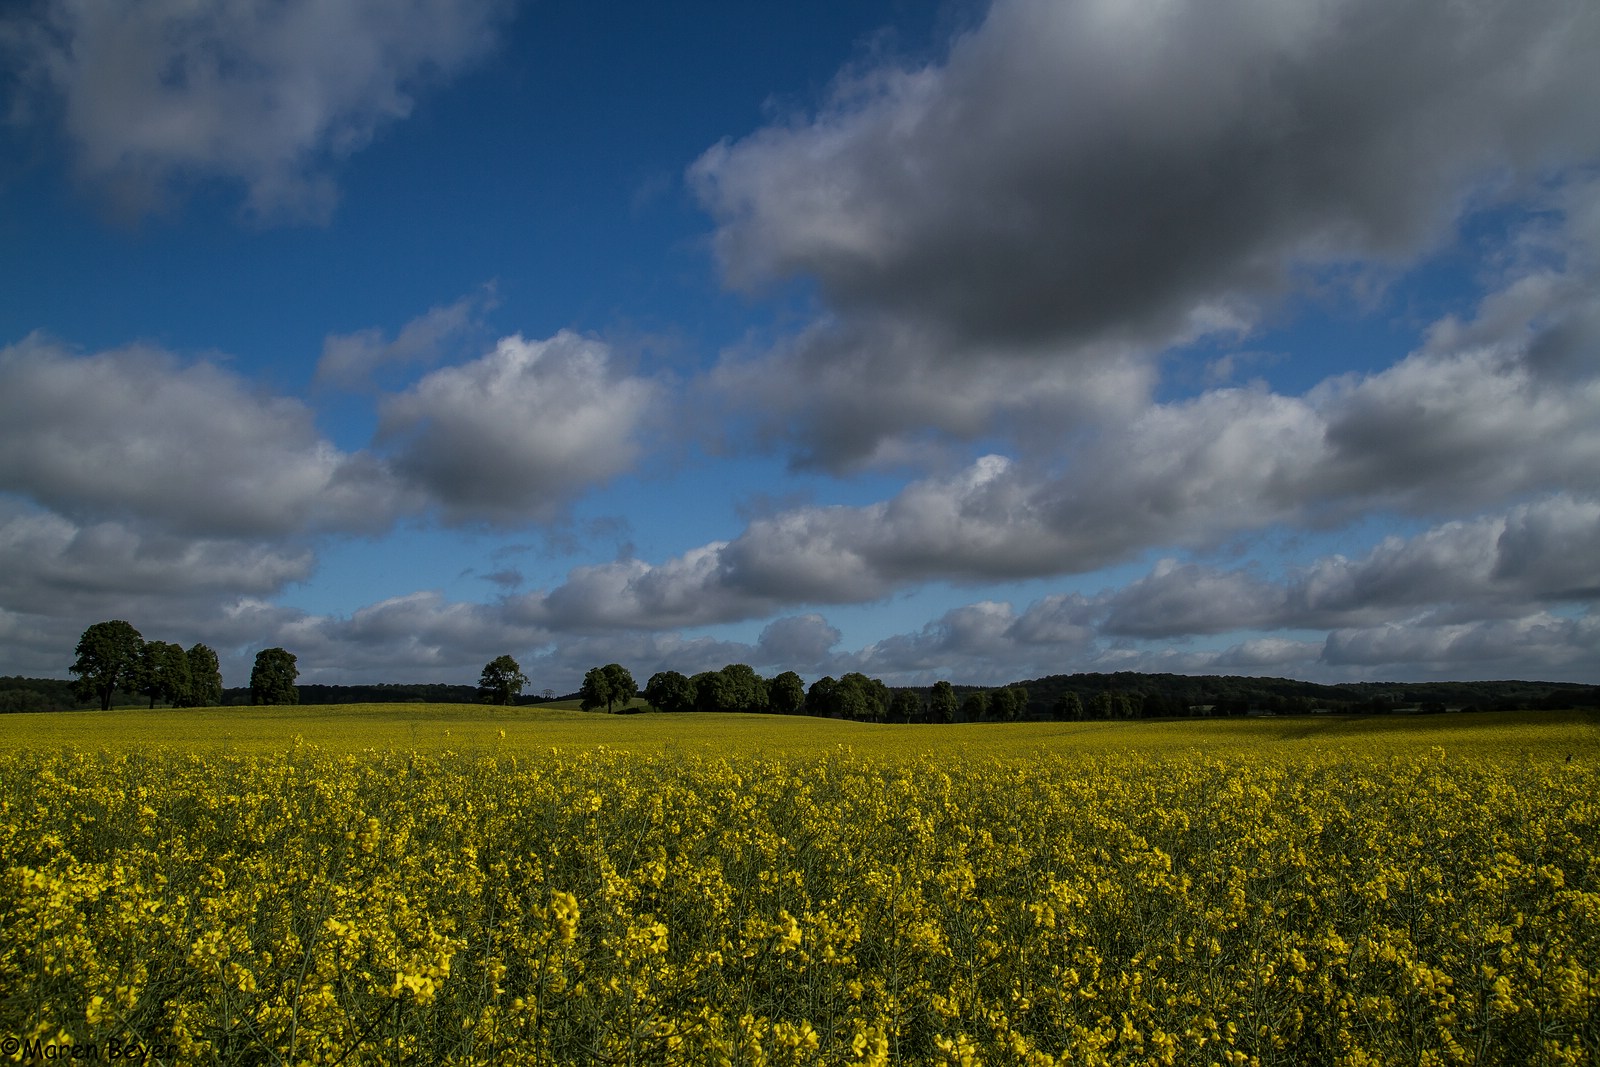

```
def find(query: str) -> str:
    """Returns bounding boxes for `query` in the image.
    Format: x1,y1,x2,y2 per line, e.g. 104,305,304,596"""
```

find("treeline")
1007,672,1600,718
634,667,994,722
215,683,554,706
0,676,102,713
627,666,1600,722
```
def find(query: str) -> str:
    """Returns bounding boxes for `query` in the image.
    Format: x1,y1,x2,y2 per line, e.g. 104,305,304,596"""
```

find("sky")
2,0,1599,694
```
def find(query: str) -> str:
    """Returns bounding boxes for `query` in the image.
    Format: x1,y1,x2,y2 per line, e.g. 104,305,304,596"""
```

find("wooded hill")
995,672,1600,718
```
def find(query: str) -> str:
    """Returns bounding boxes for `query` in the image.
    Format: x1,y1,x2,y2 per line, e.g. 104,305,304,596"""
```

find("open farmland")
2,709,1596,1065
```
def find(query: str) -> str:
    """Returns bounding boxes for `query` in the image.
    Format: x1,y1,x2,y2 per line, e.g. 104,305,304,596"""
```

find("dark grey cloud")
695,0,1599,348
1,0,511,221
0,331,664,539
693,0,1600,470
0,507,314,615
1101,560,1285,639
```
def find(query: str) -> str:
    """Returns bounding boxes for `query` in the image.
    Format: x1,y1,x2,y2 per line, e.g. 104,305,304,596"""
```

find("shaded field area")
1,703,1595,760
2,709,1596,1065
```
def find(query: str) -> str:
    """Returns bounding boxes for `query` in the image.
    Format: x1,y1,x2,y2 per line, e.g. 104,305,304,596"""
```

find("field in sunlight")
3,707,1595,1064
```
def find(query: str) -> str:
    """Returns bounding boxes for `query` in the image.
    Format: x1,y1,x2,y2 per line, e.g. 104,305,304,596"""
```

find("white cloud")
518,294,1600,627
2,0,511,221
1102,494,1600,638
379,332,657,525
0,335,416,537
317,287,496,390
0,506,314,611
1322,612,1600,674
753,614,842,668
0,500,318,678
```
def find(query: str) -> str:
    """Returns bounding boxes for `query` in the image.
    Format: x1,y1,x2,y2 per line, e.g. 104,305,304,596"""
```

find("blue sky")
3,0,1598,693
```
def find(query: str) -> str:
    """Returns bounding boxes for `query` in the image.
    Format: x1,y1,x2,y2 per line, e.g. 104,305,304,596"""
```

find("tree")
891,689,924,723
70,620,144,711
644,670,696,713
604,663,637,712
581,663,635,713
183,643,224,707
138,640,190,708
250,648,299,705
805,676,838,717
1089,691,1134,719
719,663,765,713
835,673,888,722
691,670,737,714
929,680,958,724
960,691,989,723
1052,691,1084,721
990,688,1017,722
1010,686,1030,719
580,666,613,712
768,671,807,715
478,655,527,706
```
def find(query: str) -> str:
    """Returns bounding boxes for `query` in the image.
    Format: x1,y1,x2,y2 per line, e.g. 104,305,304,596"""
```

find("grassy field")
2,707,1596,1065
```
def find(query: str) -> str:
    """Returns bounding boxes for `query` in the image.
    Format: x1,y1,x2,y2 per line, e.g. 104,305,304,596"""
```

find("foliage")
181,644,225,708
1,677,92,713
136,641,190,709
69,621,144,711
644,671,696,714
929,680,958,724
890,689,924,723
960,690,989,723
249,648,299,706
477,656,528,706
768,671,807,715
580,663,636,714
1,717,1595,1065
806,676,838,717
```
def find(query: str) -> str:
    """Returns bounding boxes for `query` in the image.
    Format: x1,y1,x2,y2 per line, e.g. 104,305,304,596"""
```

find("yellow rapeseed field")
1,708,1595,1065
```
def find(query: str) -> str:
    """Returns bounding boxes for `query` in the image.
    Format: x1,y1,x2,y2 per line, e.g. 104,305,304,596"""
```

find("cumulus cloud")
753,614,842,668
488,489,1597,687
691,0,1600,468
0,334,417,537
379,331,657,525
695,0,1599,345
317,287,497,390
528,280,1600,630
0,500,319,677
1,0,511,221
508,456,1103,635
1322,612,1600,675
1100,495,1600,639
0,506,314,613
710,318,1159,471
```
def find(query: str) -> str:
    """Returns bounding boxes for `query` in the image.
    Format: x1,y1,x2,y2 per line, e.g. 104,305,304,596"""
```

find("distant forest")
3,671,1597,717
